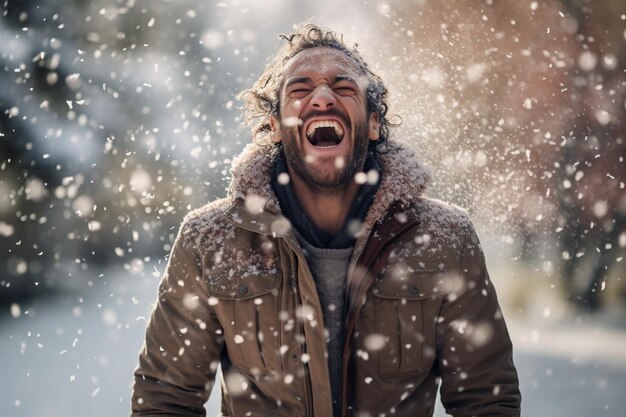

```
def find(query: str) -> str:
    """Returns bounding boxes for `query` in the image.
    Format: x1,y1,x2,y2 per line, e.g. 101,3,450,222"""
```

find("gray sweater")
296,234,352,417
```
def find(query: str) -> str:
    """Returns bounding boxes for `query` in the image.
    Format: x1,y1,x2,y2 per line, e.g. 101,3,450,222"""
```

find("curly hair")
238,22,398,151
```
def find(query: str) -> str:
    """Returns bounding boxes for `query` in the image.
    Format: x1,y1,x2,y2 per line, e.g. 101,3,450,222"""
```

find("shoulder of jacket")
409,196,473,235
179,198,236,251
402,197,481,262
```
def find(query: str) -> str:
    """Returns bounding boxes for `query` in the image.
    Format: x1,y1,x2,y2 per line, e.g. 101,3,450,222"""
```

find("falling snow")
1,0,625,416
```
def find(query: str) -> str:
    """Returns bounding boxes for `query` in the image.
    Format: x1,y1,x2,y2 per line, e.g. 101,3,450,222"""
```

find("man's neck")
288,169,360,236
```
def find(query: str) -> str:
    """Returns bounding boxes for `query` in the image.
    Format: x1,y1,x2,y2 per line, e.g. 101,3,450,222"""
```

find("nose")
310,84,336,110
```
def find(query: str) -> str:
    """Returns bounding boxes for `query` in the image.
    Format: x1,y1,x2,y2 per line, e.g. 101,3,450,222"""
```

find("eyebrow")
285,77,312,88
334,75,359,85
284,75,359,89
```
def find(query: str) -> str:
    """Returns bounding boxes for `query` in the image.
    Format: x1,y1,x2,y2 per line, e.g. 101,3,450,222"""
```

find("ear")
368,112,380,141
269,115,282,143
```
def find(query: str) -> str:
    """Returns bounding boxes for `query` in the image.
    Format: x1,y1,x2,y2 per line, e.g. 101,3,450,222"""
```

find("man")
131,23,521,417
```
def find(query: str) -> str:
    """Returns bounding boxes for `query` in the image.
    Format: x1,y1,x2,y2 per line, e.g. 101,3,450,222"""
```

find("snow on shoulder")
412,197,473,248
180,198,234,253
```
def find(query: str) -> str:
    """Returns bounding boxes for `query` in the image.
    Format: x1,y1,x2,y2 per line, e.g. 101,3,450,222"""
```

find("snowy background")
1,0,625,416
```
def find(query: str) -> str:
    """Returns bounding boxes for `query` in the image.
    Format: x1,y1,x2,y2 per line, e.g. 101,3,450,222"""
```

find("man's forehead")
283,47,367,84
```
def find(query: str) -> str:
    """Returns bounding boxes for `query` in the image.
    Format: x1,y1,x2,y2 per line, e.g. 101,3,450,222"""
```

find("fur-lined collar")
227,140,431,233
182,140,432,255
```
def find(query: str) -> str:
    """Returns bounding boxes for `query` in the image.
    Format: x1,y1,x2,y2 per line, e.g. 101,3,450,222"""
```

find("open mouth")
305,120,345,148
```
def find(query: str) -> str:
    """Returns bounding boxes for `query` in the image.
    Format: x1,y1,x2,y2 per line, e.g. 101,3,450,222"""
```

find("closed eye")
289,88,312,98
333,86,356,95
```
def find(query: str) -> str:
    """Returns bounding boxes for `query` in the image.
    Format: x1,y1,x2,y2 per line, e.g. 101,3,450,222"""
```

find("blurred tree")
366,0,624,309
556,0,625,309
0,0,226,304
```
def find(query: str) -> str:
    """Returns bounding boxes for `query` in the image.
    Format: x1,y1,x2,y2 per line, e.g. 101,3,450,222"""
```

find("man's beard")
280,120,370,195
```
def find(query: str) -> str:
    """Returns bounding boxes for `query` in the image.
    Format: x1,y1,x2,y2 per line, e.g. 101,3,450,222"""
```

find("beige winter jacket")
131,141,521,417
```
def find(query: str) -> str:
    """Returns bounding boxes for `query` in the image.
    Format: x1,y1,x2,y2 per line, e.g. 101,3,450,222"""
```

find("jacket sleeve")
131,227,224,417
436,220,521,417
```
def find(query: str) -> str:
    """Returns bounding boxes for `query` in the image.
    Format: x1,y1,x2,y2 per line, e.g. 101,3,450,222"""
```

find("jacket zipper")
303,357,314,417
341,244,400,417
291,257,314,417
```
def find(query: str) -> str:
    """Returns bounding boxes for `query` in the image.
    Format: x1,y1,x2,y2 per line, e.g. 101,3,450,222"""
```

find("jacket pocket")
209,271,282,375
371,269,448,380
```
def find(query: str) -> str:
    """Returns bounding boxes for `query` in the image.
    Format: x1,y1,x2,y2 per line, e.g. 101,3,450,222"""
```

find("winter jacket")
131,141,521,417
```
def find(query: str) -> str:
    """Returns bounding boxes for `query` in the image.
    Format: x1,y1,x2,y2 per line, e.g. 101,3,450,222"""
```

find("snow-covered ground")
1,261,625,417
0,265,220,417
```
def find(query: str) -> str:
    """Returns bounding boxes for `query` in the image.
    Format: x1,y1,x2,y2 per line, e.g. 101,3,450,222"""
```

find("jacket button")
408,284,419,296
291,353,298,362
238,285,249,295
288,277,296,287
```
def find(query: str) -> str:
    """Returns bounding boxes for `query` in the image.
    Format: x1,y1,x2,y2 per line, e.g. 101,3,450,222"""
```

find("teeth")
305,120,344,139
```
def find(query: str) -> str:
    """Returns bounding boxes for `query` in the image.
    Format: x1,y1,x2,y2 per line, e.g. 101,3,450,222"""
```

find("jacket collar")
225,140,431,237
